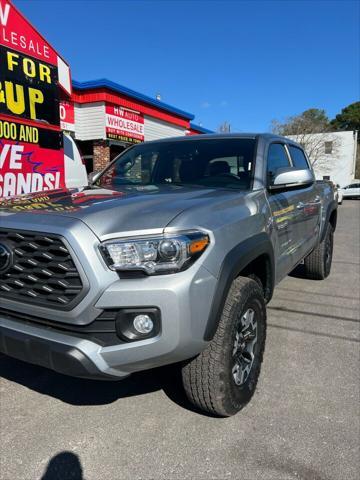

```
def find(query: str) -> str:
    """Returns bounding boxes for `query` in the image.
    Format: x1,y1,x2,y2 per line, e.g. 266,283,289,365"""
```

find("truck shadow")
0,354,210,415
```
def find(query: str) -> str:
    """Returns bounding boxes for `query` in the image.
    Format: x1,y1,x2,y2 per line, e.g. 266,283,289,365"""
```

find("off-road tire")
181,277,266,417
303,222,334,280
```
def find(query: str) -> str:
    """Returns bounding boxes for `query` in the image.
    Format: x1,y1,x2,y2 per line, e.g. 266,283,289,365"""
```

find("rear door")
266,142,301,282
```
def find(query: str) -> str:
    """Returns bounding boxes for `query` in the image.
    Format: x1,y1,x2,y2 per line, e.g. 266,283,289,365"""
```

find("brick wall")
93,140,110,171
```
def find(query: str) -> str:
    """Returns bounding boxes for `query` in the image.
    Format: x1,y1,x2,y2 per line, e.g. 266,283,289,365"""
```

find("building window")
324,141,333,154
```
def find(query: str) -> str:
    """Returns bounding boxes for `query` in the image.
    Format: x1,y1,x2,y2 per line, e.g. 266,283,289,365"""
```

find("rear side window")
288,145,309,169
267,143,290,177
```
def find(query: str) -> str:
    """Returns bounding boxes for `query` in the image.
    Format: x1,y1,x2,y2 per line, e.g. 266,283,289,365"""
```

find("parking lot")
0,200,359,480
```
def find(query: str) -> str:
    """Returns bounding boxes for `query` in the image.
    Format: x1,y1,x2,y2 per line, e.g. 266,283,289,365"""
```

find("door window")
267,143,291,181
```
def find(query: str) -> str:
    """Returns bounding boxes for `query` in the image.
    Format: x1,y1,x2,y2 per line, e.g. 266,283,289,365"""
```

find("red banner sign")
60,100,75,131
0,0,71,94
0,118,64,197
0,1,71,197
106,104,144,143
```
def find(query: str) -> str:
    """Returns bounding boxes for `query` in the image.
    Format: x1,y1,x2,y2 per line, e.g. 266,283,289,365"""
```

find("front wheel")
181,277,266,417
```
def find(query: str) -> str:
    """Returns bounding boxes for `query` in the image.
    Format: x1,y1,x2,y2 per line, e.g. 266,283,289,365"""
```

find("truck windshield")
97,138,256,190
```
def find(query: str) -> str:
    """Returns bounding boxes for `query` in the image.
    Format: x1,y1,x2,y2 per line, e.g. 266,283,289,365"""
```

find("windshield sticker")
0,188,125,213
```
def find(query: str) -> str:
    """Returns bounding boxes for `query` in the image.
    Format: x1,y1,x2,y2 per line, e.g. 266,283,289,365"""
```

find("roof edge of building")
190,123,214,134
72,79,195,121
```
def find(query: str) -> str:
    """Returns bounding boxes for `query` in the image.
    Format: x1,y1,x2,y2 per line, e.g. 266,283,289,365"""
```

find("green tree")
330,102,360,131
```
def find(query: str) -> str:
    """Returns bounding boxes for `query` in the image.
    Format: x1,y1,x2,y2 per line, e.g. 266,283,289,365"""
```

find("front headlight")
100,230,210,275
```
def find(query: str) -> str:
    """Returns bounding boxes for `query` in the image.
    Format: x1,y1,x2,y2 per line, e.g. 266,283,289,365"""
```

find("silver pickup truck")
0,134,337,417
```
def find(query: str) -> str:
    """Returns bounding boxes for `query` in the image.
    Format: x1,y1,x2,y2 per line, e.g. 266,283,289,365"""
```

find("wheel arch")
329,209,337,231
204,233,275,341
321,200,337,242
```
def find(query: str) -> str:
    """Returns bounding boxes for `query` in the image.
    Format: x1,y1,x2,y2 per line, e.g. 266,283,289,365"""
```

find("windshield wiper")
168,182,206,188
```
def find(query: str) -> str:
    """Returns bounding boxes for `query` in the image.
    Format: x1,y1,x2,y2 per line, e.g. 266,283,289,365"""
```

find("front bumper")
0,319,116,380
0,262,216,379
0,215,217,379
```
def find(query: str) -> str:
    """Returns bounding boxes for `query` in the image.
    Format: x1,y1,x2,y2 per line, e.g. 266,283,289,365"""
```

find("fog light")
133,314,154,334
115,308,160,342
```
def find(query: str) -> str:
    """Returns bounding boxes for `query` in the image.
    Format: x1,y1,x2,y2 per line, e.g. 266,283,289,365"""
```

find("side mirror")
269,167,315,191
88,170,101,184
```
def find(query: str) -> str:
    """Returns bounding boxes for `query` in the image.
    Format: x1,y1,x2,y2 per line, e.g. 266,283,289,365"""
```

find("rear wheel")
303,222,334,280
181,277,266,417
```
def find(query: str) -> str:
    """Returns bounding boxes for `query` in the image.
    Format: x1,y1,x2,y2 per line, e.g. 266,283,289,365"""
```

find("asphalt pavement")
0,200,359,480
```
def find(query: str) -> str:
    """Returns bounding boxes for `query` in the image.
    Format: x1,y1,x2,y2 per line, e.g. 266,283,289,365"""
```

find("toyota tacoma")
0,134,337,416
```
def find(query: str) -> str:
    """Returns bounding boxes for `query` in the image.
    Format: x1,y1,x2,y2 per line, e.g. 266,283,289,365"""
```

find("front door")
266,143,301,282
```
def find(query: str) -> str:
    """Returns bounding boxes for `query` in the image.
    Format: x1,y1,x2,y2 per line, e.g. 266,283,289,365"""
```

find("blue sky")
15,0,359,132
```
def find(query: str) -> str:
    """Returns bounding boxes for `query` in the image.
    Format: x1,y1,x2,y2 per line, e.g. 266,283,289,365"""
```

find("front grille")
0,229,87,309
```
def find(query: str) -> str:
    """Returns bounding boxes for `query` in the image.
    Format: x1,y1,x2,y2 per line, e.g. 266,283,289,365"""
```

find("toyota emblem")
0,243,12,274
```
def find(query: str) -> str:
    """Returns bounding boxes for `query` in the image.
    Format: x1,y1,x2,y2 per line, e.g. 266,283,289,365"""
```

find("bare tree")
287,132,340,169
218,121,231,133
271,109,339,166
271,109,330,135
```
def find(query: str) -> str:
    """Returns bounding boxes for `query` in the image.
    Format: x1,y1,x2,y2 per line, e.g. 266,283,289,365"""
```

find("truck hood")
0,185,242,238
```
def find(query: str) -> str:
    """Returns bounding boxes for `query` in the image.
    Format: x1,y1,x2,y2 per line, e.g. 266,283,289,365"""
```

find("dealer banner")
0,45,60,125
0,0,71,95
0,0,72,197
0,118,64,197
106,104,144,144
